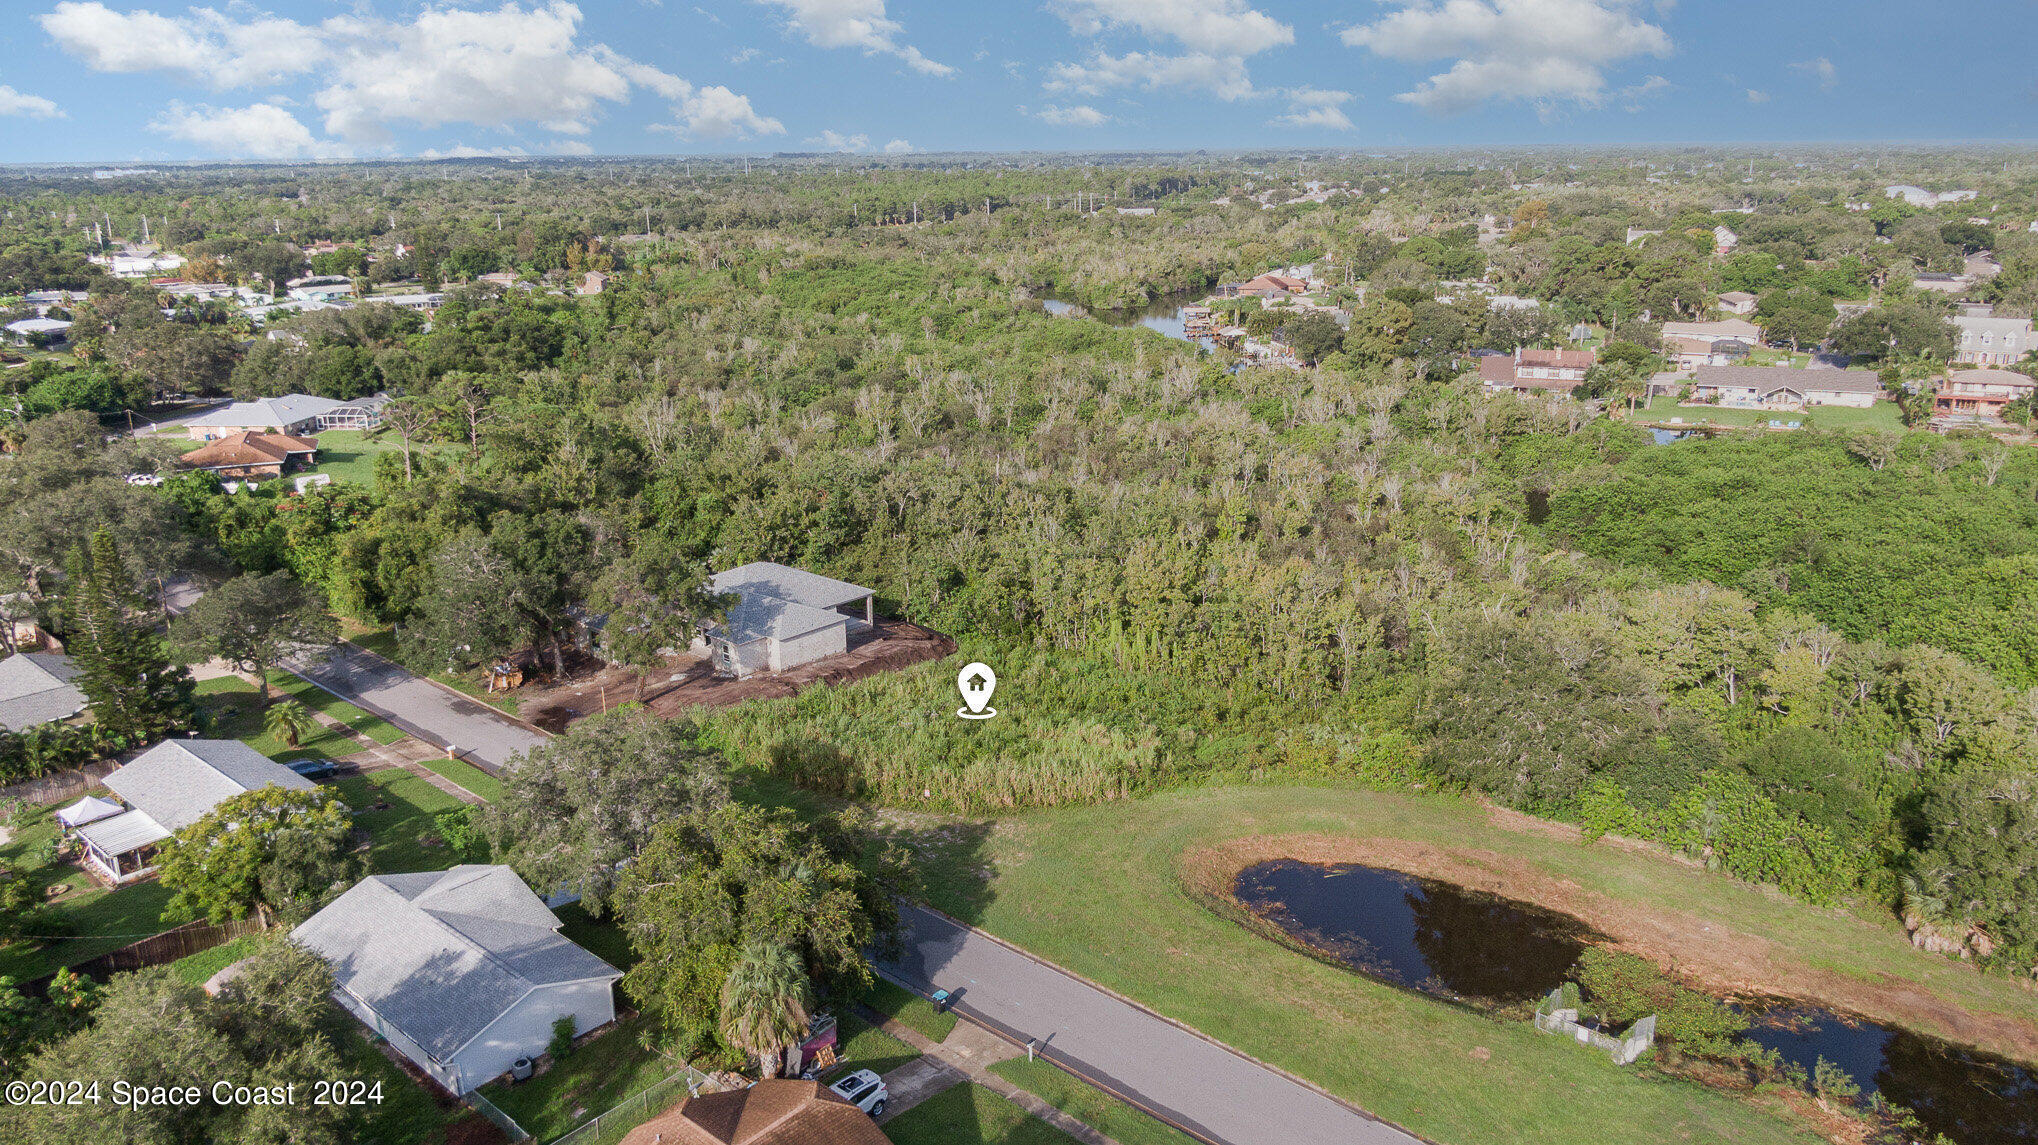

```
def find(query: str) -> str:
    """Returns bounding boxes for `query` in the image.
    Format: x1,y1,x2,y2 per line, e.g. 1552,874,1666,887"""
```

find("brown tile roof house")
618,1080,891,1145
1478,347,1596,393
178,431,318,479
1239,273,1307,296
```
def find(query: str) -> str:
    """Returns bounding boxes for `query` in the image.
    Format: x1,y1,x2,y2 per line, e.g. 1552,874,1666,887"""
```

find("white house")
1687,365,1884,410
293,866,622,1095
6,317,73,346
184,393,388,439
1716,291,1758,316
695,562,876,679
80,739,316,884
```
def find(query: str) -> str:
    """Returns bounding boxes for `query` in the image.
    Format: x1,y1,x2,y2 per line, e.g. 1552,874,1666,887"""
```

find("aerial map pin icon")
956,662,997,719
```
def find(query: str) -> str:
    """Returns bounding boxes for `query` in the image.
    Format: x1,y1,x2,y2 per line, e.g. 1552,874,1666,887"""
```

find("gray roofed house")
293,866,623,1094
696,563,876,679
1688,365,1885,410
0,651,88,731
80,739,317,884
184,393,390,439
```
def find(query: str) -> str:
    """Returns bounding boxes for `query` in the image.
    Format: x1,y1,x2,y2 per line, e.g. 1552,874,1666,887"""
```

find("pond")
1039,288,1210,343
1233,859,2038,1145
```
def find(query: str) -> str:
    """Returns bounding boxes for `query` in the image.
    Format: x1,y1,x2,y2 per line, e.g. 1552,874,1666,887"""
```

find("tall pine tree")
63,531,194,746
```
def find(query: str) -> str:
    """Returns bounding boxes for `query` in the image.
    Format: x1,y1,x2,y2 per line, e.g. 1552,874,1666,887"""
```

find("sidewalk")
862,1005,1124,1145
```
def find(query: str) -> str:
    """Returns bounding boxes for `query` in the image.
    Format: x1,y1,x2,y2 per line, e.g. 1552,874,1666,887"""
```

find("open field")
905,784,2038,1145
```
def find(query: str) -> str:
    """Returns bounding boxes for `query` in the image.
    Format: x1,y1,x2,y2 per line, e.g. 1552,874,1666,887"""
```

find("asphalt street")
284,642,549,771
882,904,1426,1145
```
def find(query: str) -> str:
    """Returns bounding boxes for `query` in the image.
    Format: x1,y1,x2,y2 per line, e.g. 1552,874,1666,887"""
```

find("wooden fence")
23,917,269,996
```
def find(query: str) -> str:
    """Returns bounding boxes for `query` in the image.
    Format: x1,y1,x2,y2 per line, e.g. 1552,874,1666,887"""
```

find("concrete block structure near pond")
1534,987,1656,1066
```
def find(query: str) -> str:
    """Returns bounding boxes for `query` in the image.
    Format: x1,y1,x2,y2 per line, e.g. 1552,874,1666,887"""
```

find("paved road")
881,906,1425,1145
285,643,549,772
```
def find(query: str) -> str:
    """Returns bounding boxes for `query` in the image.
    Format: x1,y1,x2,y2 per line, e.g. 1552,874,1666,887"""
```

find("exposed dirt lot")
516,621,955,733
1181,828,2038,1065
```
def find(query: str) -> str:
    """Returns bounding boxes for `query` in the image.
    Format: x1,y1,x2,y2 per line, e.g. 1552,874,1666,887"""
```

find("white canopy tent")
55,795,123,830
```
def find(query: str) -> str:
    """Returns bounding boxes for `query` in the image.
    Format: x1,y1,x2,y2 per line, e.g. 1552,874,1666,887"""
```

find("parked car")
828,1068,887,1116
285,758,341,782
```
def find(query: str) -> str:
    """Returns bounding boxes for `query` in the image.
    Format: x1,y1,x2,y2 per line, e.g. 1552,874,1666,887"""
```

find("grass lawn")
826,1012,920,1080
883,1084,1083,1145
900,784,2038,1145
865,977,957,1042
1638,393,1902,432
421,756,503,802
301,429,457,488
555,903,636,970
333,769,476,875
168,934,261,986
332,1021,464,1145
482,1012,677,1143
0,802,175,981
988,1059,1201,1145
195,673,397,762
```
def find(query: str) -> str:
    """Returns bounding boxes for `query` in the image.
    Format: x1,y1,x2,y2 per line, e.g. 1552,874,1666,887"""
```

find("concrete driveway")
882,905,1426,1145
285,642,549,772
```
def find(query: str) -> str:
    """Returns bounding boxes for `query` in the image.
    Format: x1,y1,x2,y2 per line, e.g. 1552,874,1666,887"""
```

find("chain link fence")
463,1089,530,1142
548,1063,722,1145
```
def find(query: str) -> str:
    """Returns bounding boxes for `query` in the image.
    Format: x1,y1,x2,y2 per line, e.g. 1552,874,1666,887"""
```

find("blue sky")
0,1,2032,163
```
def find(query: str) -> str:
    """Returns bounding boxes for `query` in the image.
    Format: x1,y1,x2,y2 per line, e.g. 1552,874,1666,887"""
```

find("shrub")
1575,949,1750,1060
547,1015,576,1062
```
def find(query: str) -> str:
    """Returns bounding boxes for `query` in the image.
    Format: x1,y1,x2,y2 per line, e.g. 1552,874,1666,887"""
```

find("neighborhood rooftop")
0,651,87,731
292,866,622,1064
101,738,316,833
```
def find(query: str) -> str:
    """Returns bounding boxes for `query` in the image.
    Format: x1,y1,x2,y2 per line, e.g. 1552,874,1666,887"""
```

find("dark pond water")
1234,859,2038,1145
1040,288,1209,342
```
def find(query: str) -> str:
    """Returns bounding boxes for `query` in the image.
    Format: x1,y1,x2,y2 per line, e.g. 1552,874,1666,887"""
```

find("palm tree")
264,700,318,748
719,942,812,1078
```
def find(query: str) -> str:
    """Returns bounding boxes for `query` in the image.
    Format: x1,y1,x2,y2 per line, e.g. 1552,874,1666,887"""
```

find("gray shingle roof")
1692,365,1884,396
102,739,316,832
186,394,345,428
293,866,620,1061
707,562,872,645
0,652,88,731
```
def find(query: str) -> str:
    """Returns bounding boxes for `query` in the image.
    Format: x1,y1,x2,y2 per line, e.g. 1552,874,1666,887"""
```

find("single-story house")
618,1079,893,1145
1934,369,2037,419
1477,348,1595,394
177,432,319,479
1660,318,1763,346
6,317,73,346
576,271,609,296
1687,365,1885,410
23,290,89,315
695,563,876,680
1912,272,1969,296
1717,291,1757,316
185,393,387,439
293,865,623,1095
0,651,88,731
81,739,316,884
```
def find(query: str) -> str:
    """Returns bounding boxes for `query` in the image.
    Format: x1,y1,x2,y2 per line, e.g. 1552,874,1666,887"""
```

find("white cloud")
418,143,529,159
40,1,780,152
882,138,915,153
1034,103,1110,126
662,85,785,139
0,83,62,119
730,47,761,64
148,101,323,159
39,2,324,88
1048,0,1291,58
809,128,872,151
1047,51,1255,101
1745,88,1769,104
1616,74,1670,111
1341,0,1672,113
1272,87,1353,130
754,0,953,76
1791,56,1838,91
